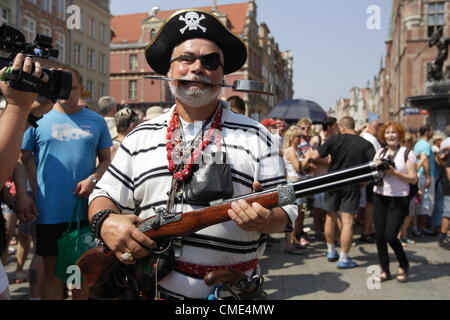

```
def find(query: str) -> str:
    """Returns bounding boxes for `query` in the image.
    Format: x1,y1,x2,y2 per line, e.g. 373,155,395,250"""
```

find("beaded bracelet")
89,209,115,246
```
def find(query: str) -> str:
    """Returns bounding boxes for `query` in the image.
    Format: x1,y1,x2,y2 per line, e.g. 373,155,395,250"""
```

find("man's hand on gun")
100,213,157,265
227,181,273,231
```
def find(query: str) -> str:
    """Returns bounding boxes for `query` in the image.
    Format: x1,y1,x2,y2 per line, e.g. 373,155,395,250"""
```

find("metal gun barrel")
290,161,377,193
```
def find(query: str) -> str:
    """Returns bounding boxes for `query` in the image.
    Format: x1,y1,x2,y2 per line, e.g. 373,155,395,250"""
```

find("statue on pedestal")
428,30,450,81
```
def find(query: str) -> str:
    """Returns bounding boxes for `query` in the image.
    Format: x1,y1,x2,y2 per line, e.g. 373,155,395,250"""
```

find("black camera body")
0,24,71,100
375,155,396,186
378,155,396,171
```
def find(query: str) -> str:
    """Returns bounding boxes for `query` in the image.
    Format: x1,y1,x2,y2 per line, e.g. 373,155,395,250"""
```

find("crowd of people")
0,8,449,301
260,115,450,282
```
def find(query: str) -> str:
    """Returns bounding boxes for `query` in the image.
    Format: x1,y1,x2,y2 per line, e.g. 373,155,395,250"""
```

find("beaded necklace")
166,106,224,182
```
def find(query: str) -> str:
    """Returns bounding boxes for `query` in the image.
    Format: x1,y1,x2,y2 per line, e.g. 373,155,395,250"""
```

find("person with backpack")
373,122,418,283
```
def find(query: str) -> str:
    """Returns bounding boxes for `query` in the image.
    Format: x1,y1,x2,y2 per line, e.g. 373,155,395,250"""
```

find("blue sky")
110,0,392,111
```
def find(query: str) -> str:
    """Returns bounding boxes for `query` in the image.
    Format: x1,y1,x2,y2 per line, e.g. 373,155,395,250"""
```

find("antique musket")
78,161,382,287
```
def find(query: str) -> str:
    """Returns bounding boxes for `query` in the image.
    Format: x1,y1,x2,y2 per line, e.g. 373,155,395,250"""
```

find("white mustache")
177,75,214,85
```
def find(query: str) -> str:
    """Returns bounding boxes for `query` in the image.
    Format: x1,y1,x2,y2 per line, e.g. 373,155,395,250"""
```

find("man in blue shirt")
18,68,112,300
413,124,435,235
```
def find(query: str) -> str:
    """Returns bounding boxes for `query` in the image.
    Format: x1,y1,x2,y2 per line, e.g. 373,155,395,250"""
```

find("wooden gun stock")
78,191,279,287
77,161,381,287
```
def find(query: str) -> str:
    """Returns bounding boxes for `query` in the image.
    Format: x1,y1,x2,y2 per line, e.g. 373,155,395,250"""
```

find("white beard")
168,75,221,108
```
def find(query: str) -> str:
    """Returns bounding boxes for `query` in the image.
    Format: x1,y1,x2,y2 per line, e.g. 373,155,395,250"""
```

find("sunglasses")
300,127,311,130
170,52,224,71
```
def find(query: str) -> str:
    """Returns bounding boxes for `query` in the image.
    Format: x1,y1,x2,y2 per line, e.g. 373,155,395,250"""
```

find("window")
80,10,84,32
56,0,66,20
129,54,137,71
55,31,65,63
99,83,106,98
40,0,52,13
87,48,95,70
150,29,156,40
99,53,107,73
40,25,52,37
73,43,82,65
99,23,107,44
129,80,137,100
22,16,36,43
86,79,94,99
428,2,445,38
0,7,10,24
88,16,96,39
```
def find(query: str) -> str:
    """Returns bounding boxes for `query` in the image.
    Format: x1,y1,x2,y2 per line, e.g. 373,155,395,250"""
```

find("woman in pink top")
373,122,417,282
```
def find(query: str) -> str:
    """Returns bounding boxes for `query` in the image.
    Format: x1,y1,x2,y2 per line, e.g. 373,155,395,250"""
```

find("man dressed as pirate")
88,9,297,300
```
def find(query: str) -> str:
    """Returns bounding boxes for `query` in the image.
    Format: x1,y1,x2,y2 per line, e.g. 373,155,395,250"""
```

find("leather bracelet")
89,209,115,245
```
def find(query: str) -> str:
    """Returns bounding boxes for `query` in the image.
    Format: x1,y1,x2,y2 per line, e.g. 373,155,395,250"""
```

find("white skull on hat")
179,12,207,34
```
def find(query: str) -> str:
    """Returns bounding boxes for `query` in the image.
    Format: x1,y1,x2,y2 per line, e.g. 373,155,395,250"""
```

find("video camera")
0,24,71,101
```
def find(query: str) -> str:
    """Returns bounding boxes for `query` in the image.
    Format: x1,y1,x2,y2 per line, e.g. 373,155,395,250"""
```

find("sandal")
396,269,408,283
15,271,28,284
374,271,391,282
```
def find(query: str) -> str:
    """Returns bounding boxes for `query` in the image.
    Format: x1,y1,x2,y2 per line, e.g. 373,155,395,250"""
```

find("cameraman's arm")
0,102,33,186
0,54,43,186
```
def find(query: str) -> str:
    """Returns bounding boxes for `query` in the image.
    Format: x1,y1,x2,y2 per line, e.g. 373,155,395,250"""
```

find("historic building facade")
69,0,111,106
334,0,449,130
379,0,449,129
109,1,294,118
0,0,111,109
333,69,385,130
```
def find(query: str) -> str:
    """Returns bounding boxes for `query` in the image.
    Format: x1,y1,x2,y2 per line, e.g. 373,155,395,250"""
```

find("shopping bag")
54,197,97,283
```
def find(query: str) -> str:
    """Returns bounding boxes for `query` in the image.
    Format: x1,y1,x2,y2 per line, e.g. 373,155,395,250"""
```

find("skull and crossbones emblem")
179,12,207,34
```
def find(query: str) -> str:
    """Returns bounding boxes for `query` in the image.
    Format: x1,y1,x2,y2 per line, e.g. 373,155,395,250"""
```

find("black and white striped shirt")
89,102,297,298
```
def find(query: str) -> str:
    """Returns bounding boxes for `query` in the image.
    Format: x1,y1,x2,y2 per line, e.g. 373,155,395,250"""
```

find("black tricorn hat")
145,9,247,75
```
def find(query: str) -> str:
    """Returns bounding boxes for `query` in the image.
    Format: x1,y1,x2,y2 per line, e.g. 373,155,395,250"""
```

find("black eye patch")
170,52,223,70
